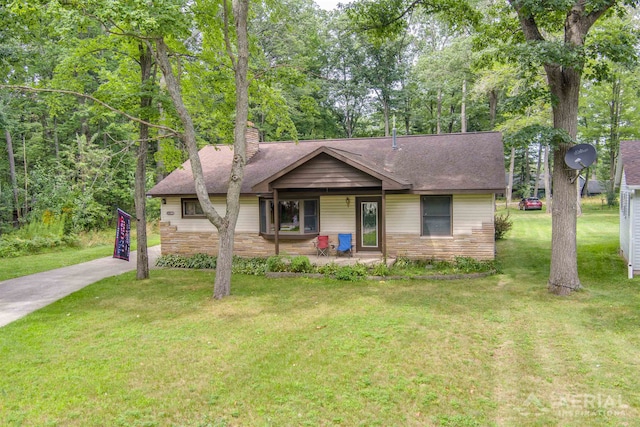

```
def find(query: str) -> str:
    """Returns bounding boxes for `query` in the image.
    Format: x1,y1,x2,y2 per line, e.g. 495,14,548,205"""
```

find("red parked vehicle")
519,197,543,210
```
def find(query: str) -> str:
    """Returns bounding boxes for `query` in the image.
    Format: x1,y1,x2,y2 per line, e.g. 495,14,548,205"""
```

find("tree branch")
223,0,237,70
0,84,181,138
508,0,545,42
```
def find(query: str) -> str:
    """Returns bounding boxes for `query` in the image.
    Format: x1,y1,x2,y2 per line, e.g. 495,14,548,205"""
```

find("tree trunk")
53,117,60,160
524,148,530,195
22,133,28,217
436,89,442,134
534,143,542,198
214,227,234,299
5,129,20,221
448,103,455,133
608,76,621,182
213,0,251,299
543,144,551,214
489,89,498,129
506,146,515,208
383,98,390,137
461,79,467,133
546,65,581,295
135,42,153,280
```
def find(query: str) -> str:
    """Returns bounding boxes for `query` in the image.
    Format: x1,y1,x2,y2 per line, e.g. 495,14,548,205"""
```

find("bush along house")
147,126,505,261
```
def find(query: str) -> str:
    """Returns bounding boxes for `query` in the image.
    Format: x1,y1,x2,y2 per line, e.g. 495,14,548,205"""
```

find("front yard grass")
0,205,638,426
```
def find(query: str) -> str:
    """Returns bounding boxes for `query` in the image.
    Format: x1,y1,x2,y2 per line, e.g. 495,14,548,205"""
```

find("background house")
148,129,505,260
616,140,640,277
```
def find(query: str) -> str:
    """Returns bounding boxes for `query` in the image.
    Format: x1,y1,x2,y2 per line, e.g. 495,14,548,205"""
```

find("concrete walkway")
0,246,161,328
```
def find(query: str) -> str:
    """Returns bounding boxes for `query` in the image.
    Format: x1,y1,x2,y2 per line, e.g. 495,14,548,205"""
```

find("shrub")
186,253,216,269
155,254,190,268
393,257,412,269
290,256,314,273
232,257,267,276
334,263,368,281
317,262,340,276
266,255,289,272
494,213,513,240
371,262,390,277
453,256,499,274
0,212,79,258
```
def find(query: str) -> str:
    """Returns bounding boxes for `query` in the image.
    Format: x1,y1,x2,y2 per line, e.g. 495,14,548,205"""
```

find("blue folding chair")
334,233,353,257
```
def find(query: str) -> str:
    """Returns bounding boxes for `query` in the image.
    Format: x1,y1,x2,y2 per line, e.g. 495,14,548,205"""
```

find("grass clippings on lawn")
0,205,638,426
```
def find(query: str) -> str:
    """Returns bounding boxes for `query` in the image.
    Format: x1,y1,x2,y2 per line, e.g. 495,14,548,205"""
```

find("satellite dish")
564,144,597,170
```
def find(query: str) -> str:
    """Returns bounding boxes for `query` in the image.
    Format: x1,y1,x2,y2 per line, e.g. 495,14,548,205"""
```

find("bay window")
260,198,318,235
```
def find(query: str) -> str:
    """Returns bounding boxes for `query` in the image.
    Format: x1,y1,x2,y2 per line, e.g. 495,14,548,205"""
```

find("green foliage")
266,255,290,273
0,234,79,258
316,262,340,276
0,212,79,258
154,139,187,174
290,255,313,273
502,124,572,149
152,254,181,268
334,263,368,281
390,256,499,276
232,257,268,276
371,262,390,277
604,182,618,207
452,256,499,274
494,212,513,240
155,253,216,269
188,253,217,269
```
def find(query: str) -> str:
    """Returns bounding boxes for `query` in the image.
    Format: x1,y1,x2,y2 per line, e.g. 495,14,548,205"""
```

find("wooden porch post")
274,188,279,255
381,190,387,259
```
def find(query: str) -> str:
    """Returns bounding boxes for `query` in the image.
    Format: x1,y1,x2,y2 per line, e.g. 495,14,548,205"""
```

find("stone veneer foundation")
160,221,496,260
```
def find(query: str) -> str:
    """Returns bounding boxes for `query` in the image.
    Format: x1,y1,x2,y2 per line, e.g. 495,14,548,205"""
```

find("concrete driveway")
0,246,161,328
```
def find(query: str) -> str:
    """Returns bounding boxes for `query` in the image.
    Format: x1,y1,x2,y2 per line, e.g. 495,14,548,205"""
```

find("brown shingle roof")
620,140,640,187
147,132,505,196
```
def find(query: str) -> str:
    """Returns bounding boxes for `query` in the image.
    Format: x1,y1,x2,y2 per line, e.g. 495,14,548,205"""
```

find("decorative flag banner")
113,208,131,261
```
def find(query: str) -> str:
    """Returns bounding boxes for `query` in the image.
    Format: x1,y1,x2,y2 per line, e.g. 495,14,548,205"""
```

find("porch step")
353,252,383,258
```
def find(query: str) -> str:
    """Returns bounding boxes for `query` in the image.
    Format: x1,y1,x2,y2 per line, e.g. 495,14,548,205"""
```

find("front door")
356,197,382,252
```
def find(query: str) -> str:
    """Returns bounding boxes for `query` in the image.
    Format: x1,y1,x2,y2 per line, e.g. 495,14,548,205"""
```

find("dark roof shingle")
620,140,640,187
148,132,505,196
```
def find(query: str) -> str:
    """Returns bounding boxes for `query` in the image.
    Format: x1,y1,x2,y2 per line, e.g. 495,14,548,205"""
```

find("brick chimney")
246,121,260,161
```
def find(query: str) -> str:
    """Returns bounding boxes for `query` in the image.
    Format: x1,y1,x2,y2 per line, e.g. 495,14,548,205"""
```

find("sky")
315,0,341,10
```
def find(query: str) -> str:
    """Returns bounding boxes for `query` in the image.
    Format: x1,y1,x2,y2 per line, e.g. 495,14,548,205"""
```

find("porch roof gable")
251,146,412,192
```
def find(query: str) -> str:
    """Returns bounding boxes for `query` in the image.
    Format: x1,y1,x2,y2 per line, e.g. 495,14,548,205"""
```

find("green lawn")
0,207,638,426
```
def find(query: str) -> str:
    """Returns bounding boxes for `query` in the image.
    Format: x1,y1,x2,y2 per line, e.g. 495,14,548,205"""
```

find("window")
182,198,204,217
622,192,630,219
260,198,318,235
421,195,451,236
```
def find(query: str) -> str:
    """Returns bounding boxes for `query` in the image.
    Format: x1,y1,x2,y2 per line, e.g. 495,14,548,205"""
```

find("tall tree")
134,42,154,280
325,13,370,137
152,0,251,299
506,0,636,295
